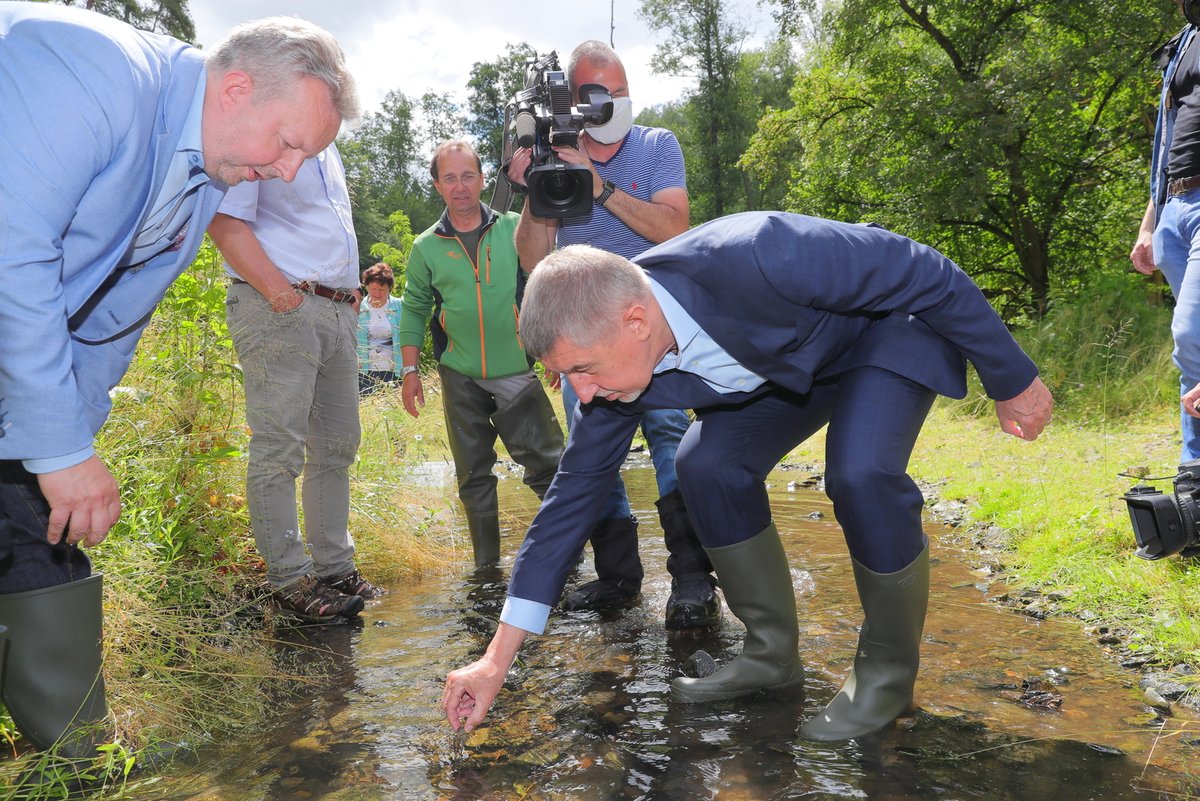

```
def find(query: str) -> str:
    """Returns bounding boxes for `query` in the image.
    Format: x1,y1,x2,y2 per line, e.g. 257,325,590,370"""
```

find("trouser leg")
800,367,936,740
491,371,564,500
1154,195,1200,461
303,299,361,579
440,365,502,566
0,462,91,593
227,285,321,588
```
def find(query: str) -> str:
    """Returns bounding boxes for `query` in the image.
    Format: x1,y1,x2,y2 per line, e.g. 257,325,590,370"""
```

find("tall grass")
0,243,459,797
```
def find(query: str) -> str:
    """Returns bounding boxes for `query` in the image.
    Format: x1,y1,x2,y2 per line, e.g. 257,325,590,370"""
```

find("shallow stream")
131,461,1200,800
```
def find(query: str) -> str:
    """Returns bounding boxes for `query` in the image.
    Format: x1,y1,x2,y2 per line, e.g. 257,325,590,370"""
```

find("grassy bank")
2,255,1198,796
0,246,462,798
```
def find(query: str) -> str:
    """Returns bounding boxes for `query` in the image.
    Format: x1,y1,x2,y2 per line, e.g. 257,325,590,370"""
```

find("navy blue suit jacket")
506,212,1038,623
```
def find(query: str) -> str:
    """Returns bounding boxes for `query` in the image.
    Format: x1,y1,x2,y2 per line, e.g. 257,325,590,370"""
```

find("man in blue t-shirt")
509,40,721,631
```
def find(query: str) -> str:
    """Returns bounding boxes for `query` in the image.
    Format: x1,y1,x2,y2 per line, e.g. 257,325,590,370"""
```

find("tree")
56,0,195,42
639,1,795,220
465,43,538,175
641,0,749,219
340,90,452,269
744,0,1179,318
367,210,416,293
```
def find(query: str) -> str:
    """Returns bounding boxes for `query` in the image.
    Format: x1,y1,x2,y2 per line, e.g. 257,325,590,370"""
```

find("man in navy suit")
443,211,1053,741
0,2,357,757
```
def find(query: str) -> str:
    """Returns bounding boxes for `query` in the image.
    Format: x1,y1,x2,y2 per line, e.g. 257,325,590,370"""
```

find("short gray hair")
520,245,650,359
567,40,623,88
207,17,360,122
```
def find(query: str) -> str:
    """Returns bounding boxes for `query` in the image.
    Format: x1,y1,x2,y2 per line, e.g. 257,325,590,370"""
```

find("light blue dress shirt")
499,278,766,635
217,145,358,288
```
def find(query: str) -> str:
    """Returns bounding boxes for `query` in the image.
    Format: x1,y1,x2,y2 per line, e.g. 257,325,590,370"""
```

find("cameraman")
508,40,719,630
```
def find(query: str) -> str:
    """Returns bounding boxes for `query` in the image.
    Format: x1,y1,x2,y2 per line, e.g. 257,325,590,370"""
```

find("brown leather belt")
232,279,357,304
1168,174,1200,196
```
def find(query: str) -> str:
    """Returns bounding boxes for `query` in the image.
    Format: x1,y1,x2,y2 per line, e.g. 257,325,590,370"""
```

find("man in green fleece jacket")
399,139,564,568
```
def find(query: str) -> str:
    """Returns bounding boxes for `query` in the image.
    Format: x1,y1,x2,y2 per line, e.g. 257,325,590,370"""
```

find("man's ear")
624,303,651,341
217,70,254,111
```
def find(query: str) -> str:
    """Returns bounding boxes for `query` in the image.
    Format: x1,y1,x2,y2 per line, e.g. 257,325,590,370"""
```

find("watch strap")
596,179,617,206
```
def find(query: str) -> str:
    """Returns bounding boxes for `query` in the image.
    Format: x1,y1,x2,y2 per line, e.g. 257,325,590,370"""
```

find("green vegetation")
0,244,459,797
785,278,1200,669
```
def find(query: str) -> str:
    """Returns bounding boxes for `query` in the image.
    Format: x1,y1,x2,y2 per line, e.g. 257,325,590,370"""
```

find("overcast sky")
191,0,777,121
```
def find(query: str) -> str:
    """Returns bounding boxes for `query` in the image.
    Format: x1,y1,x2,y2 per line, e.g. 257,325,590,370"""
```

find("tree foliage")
640,0,796,220
56,0,196,42
744,0,1179,318
340,90,465,268
466,42,537,175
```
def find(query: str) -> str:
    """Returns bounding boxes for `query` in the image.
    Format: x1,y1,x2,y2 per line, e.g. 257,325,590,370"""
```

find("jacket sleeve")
0,27,128,465
398,242,435,349
506,403,642,615
753,215,1037,401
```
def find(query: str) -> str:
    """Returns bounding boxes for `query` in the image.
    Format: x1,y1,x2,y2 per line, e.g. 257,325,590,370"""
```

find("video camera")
506,51,613,218
1122,459,1200,559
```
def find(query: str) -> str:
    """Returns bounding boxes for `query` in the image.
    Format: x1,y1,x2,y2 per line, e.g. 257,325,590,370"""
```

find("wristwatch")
595,179,617,207
400,365,419,379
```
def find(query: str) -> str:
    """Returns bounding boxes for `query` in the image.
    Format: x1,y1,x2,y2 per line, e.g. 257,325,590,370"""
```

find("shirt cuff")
23,445,94,475
500,596,551,635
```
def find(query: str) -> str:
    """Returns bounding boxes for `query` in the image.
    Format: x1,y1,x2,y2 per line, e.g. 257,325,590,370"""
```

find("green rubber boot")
799,543,929,741
467,513,502,568
671,524,804,702
0,574,109,756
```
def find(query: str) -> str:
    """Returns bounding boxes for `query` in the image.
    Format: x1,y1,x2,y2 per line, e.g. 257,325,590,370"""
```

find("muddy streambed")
129,461,1199,800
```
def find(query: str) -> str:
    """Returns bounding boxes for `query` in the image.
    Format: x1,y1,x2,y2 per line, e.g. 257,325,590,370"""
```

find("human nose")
568,374,595,403
276,151,307,183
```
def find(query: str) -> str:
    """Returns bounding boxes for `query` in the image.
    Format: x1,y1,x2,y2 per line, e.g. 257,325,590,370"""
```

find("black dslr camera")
1123,459,1200,559
507,51,612,218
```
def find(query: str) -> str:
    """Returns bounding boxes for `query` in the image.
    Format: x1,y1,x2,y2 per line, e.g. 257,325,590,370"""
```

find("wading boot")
672,524,804,701
489,376,564,500
0,574,109,757
467,513,502,569
561,515,643,611
799,543,929,741
656,490,722,630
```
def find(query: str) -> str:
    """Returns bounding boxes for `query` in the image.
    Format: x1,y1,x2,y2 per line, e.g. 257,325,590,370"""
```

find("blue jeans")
561,380,689,516
1154,191,1200,461
0,461,91,594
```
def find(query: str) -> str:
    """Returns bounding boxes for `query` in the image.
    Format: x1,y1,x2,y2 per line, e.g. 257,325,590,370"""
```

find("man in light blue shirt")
0,3,357,757
210,143,381,624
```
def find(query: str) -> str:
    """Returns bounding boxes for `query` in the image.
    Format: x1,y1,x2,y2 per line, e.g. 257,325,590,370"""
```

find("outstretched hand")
442,655,506,733
994,376,1053,441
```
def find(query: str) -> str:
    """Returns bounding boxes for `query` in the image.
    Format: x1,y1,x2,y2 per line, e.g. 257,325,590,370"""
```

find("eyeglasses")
437,172,479,187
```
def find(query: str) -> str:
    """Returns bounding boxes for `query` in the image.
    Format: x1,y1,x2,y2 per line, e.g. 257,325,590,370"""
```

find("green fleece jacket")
399,204,531,380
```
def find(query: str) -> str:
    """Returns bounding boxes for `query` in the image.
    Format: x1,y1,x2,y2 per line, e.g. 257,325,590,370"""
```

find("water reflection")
125,465,1199,800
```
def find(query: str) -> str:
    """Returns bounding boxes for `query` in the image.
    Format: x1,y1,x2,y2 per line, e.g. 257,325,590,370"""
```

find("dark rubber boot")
561,515,643,611
0,574,109,756
656,490,721,629
799,543,929,741
672,524,803,701
467,513,502,568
